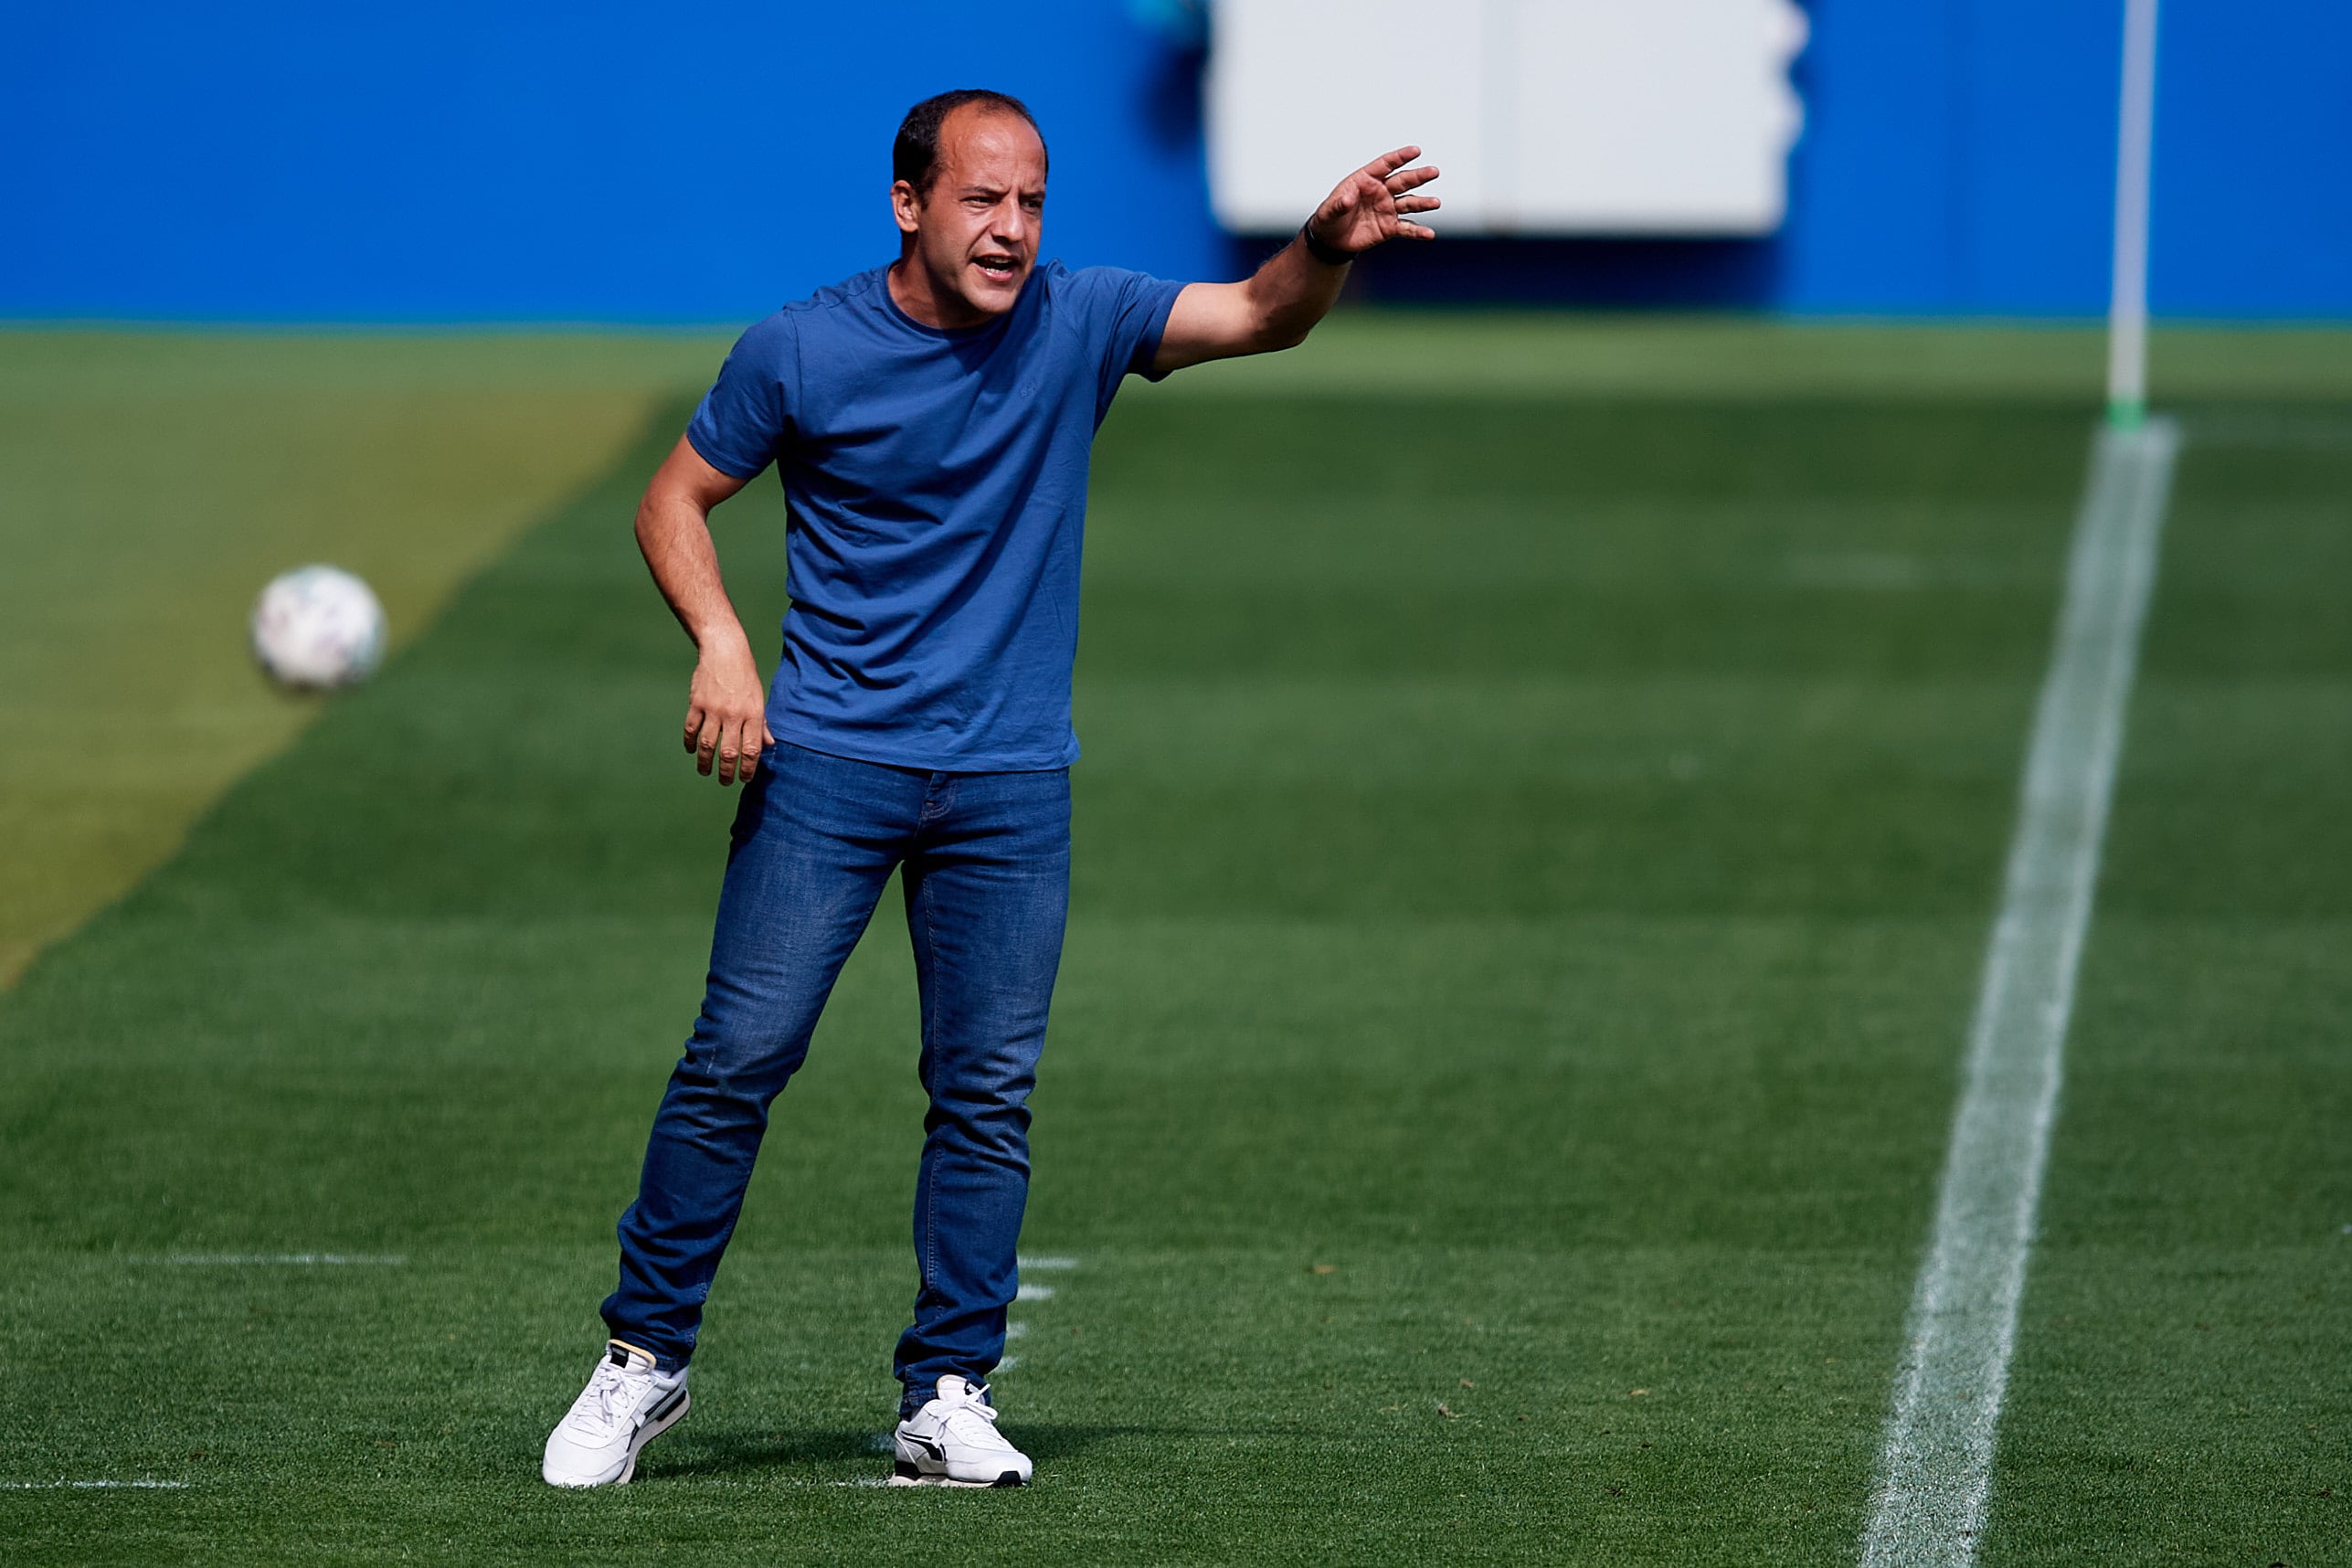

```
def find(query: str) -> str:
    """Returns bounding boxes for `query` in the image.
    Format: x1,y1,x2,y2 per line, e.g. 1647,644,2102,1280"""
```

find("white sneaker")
890,1375,1033,1488
541,1340,691,1488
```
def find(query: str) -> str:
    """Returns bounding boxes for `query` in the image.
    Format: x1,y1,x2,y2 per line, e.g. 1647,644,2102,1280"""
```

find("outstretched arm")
1152,145,1439,376
635,435,772,785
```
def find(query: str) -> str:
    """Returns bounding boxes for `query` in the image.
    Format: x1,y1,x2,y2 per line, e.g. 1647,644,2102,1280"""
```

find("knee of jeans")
676,1030,807,1108
925,1088,1033,1160
921,1052,1036,1112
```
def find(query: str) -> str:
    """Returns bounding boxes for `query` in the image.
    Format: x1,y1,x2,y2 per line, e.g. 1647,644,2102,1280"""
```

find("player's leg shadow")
652,1427,885,1479
1012,1423,1346,1458
648,1420,1282,1480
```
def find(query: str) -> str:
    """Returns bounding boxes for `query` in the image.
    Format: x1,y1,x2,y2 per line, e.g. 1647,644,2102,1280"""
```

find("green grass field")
0,322,2345,1564
0,331,723,985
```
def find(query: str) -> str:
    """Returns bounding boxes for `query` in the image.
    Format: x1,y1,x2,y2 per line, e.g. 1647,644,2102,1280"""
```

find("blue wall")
0,1,1220,321
4,1,2347,319
1779,0,2352,315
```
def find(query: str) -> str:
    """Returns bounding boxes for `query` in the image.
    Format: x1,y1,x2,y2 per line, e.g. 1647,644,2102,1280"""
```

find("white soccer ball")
249,565,387,691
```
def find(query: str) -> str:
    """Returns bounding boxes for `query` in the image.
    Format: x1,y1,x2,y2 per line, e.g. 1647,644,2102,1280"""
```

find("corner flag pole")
2106,0,2162,429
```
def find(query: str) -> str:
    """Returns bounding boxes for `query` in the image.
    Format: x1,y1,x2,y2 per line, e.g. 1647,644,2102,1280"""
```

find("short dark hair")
893,90,1048,195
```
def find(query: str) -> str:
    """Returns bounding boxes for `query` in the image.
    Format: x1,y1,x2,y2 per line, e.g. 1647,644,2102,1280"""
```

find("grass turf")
0,331,725,986
0,325,2346,1563
1976,410,2352,1565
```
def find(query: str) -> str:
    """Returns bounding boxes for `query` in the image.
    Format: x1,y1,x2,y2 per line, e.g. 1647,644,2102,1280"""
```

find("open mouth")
972,254,1022,282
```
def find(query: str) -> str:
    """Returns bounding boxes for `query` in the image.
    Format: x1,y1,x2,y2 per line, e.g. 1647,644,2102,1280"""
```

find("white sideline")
1859,420,2179,1568
0,1480,187,1489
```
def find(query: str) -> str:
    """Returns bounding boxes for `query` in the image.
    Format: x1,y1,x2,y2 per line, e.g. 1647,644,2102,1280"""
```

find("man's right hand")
634,433,765,786
683,631,774,787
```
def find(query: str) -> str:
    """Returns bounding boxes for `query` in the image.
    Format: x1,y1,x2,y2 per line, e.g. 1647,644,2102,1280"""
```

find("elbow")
634,486,680,553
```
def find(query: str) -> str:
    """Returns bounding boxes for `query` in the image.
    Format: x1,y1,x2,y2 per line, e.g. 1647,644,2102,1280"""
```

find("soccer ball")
249,566,387,691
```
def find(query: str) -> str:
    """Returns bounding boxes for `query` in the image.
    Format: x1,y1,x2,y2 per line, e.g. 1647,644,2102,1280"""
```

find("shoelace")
567,1359,656,1436
935,1383,1011,1447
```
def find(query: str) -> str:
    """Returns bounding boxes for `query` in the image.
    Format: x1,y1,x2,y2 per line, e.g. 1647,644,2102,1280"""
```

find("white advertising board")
1207,0,1808,235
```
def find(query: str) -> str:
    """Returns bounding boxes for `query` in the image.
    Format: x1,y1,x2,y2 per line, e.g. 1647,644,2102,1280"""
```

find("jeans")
600,742,1070,1412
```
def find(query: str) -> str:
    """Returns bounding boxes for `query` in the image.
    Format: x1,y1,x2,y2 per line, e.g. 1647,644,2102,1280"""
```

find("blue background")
3,0,2346,320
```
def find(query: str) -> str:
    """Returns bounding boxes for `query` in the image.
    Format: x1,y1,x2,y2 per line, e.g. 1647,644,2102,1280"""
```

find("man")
541,88,1437,1489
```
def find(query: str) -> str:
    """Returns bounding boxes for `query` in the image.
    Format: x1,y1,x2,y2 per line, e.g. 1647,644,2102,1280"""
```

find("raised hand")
1151,143,1442,373
1306,145,1442,259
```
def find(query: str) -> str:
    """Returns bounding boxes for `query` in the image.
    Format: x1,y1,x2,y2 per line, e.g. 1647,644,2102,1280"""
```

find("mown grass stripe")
1859,419,2179,1568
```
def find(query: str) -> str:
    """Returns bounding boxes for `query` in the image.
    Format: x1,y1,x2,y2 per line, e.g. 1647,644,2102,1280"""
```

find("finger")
1384,164,1442,194
732,714,762,784
683,701,706,753
1396,221,1437,240
742,715,767,779
1361,145,1422,180
1395,195,1442,215
729,714,757,785
718,715,747,786
695,713,720,775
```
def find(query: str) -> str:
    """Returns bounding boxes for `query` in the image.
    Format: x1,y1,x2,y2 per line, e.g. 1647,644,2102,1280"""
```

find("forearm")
633,429,768,782
635,490,752,657
1157,148,1436,373
1238,234,1351,353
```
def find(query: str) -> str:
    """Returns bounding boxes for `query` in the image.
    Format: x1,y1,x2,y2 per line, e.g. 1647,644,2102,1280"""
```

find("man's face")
894,106,1046,322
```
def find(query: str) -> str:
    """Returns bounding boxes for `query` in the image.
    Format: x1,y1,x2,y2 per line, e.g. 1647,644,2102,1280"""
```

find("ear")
891,179,922,237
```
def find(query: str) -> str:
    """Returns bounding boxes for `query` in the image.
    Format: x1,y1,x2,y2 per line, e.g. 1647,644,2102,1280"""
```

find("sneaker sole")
887,1459,1026,1489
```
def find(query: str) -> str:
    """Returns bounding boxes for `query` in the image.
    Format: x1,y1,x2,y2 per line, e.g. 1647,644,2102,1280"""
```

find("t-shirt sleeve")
685,313,795,480
1072,266,1189,423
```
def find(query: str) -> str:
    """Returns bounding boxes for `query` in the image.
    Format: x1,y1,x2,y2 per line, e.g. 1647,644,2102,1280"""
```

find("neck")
887,255,994,331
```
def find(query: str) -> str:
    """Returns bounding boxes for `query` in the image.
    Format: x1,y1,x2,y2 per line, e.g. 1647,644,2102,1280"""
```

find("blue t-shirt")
686,260,1185,771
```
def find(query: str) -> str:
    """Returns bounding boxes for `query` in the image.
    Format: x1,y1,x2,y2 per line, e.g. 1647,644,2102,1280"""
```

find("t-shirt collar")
876,261,1033,341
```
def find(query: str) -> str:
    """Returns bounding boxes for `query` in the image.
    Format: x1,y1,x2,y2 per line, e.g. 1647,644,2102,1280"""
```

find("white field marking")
1005,1320,1030,1340
1018,1255,1078,1270
0,1480,189,1489
1014,1283,1055,1302
143,1254,406,1266
2104,0,2161,418
1859,420,2179,1568
995,1355,1022,1372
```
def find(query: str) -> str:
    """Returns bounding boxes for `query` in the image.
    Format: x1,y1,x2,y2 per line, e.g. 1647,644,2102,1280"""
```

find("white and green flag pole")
2106,0,2162,429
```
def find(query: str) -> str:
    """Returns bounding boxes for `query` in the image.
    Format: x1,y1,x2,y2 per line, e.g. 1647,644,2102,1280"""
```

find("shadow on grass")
657,1428,883,1478
651,1421,1298,1482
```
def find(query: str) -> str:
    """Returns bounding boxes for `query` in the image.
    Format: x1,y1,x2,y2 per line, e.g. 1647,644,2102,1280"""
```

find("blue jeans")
600,742,1070,1413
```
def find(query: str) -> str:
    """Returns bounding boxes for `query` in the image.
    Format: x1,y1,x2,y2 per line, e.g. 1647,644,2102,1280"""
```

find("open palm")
1310,145,1442,256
